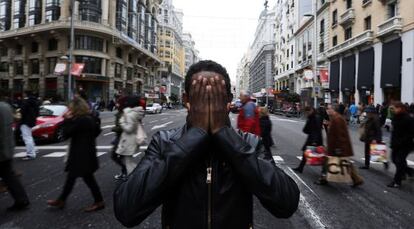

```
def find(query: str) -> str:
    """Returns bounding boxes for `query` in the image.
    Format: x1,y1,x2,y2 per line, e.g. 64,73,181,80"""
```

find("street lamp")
304,0,318,108
67,0,76,101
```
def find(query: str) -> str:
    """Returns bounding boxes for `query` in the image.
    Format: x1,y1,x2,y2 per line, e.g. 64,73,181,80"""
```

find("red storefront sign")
320,69,329,83
71,63,85,76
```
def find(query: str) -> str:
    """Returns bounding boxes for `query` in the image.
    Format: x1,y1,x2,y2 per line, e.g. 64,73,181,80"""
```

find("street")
1,110,414,229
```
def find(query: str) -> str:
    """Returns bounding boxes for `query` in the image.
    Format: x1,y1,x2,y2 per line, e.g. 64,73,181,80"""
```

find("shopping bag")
326,156,353,183
370,143,387,163
135,122,147,145
304,146,326,166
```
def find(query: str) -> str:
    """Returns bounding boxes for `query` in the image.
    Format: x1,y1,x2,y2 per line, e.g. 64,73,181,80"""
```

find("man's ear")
183,93,190,110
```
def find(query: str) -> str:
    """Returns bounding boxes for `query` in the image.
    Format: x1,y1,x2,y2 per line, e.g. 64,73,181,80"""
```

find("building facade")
0,0,162,102
327,0,414,105
235,51,251,97
182,32,199,73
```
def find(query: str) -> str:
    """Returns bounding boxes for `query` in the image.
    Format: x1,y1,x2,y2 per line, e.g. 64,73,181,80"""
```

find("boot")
84,201,105,212
47,199,65,209
350,165,364,187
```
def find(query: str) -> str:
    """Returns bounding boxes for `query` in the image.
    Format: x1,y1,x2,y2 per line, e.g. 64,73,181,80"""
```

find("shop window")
75,56,102,74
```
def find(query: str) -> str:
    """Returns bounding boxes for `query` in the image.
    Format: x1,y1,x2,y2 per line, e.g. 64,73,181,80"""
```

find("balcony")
377,16,403,38
326,30,374,57
339,8,355,27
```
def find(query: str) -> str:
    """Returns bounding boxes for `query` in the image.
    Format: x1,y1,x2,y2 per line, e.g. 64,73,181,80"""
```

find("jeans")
59,172,103,203
391,148,410,185
0,160,29,205
20,124,37,158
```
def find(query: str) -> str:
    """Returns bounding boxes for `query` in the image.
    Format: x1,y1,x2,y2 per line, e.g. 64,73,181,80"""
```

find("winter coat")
363,116,382,143
61,115,102,176
259,116,274,148
0,102,15,162
317,107,329,122
327,112,354,157
116,107,145,156
391,113,414,151
302,113,323,151
237,101,261,136
114,126,300,228
20,96,39,127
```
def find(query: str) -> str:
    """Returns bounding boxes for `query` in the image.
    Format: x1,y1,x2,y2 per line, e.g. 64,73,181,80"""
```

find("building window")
115,63,122,78
126,67,132,80
364,16,371,30
128,54,132,63
0,62,8,72
48,39,58,51
0,0,11,31
74,35,104,51
166,30,172,37
13,0,26,28
332,10,338,26
15,45,22,55
0,46,7,56
29,0,42,26
165,40,171,48
15,61,23,75
31,42,38,53
45,0,60,22
344,27,352,40
79,0,102,23
346,0,352,9
332,35,338,46
47,57,57,74
320,42,325,53
75,56,102,74
138,3,145,44
320,19,325,34
116,48,122,59
116,0,127,32
388,2,397,18
127,0,138,40
31,59,39,74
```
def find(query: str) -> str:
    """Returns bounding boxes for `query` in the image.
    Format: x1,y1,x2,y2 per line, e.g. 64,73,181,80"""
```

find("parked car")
145,103,163,114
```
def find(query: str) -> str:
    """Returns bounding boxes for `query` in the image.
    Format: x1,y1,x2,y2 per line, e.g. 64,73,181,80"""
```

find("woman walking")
360,106,383,169
293,106,323,173
259,107,274,160
47,97,104,212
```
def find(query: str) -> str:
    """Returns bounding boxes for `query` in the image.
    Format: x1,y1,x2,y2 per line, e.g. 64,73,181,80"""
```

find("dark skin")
184,71,232,134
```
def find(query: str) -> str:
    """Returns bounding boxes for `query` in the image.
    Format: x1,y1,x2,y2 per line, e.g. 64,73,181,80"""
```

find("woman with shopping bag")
293,106,323,173
315,104,364,187
115,96,146,175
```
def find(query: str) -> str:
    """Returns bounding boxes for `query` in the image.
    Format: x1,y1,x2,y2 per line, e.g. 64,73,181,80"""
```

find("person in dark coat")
47,97,104,212
317,103,329,136
19,91,39,160
293,106,323,173
387,102,414,188
360,106,383,169
259,107,274,161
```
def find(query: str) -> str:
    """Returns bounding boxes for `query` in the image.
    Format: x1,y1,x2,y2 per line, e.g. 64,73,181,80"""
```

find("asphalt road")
1,110,413,229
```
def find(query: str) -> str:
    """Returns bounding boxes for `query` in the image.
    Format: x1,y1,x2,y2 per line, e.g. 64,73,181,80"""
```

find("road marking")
14,152,27,158
103,132,115,136
272,156,284,162
161,117,168,121
97,152,107,157
270,118,300,123
101,125,115,129
133,152,142,158
149,120,159,123
297,156,303,160
360,158,387,164
43,152,66,157
287,167,319,199
151,121,173,130
16,145,113,150
298,194,327,229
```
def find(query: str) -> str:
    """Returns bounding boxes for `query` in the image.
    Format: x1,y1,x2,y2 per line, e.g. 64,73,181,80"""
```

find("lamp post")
67,0,76,101
304,0,318,108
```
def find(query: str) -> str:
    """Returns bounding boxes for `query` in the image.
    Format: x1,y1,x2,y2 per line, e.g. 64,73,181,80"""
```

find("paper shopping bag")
370,143,387,163
326,156,353,183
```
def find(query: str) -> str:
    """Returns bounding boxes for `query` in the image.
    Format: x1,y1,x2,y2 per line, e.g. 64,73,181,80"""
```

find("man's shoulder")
152,125,186,142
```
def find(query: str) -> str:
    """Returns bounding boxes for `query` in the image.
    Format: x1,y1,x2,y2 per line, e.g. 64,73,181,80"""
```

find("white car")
146,103,163,114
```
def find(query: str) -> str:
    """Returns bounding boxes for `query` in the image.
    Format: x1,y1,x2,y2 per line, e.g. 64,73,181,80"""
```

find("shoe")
47,199,65,209
21,156,36,161
292,167,303,173
386,181,401,188
352,179,364,188
114,174,127,180
84,201,105,212
7,201,30,211
359,166,370,170
314,178,328,185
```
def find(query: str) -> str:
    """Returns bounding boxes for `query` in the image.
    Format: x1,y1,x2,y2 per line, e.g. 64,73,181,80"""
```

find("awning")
329,61,340,92
357,48,374,90
341,55,356,92
381,38,402,88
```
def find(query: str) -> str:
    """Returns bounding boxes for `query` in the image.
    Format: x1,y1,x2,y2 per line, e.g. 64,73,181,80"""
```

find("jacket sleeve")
113,127,209,227
213,127,300,218
61,118,76,140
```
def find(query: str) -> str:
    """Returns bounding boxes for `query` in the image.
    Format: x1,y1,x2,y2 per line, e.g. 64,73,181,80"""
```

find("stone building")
0,0,162,102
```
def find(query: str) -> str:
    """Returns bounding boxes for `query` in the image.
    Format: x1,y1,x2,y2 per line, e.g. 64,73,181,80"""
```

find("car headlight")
32,123,54,130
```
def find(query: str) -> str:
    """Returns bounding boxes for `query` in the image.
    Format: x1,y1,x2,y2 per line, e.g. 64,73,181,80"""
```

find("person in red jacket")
237,90,261,136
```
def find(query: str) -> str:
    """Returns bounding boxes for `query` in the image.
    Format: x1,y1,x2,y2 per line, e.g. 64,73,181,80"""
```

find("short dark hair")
184,60,231,96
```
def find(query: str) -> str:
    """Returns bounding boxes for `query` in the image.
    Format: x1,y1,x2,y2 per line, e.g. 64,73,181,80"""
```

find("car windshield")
147,104,153,107
39,105,67,117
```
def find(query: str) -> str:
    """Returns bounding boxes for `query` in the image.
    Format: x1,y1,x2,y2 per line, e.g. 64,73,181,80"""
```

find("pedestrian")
259,106,274,160
111,96,128,180
115,95,145,175
237,90,261,136
47,97,104,212
338,102,345,115
317,102,329,136
293,106,323,173
387,102,414,188
359,106,383,170
113,60,300,228
108,99,116,111
0,96,30,211
315,104,364,187
349,103,358,125
19,90,39,160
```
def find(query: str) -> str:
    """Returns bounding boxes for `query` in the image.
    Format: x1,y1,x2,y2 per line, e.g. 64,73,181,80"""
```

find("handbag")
326,156,353,183
304,146,326,166
135,122,147,145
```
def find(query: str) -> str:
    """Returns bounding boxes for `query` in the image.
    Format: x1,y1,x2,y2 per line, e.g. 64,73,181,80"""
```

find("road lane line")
103,132,115,136
15,145,114,150
133,152,142,158
101,125,115,129
151,121,173,130
97,152,106,157
14,152,27,158
43,152,66,157
149,120,159,123
272,156,284,162
298,194,327,229
161,117,168,121
287,167,319,199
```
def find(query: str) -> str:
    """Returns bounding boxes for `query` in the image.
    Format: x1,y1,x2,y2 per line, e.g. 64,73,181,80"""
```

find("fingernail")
192,80,196,85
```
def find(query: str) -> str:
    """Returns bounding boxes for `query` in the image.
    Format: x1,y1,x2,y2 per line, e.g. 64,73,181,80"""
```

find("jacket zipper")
206,159,213,229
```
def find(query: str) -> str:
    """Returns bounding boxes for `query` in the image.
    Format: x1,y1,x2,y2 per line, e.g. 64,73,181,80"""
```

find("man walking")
237,90,261,136
19,91,39,160
113,60,300,228
349,103,358,125
0,93,30,210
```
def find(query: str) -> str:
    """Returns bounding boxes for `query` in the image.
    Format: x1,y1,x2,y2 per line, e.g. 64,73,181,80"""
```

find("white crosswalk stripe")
273,156,284,162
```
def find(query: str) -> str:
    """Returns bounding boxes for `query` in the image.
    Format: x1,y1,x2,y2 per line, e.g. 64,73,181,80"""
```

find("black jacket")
114,126,300,229
61,115,102,176
302,114,323,150
20,96,39,127
364,116,382,143
259,116,274,148
317,107,329,122
391,113,414,151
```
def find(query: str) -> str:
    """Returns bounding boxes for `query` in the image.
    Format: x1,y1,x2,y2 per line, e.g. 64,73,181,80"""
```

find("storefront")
357,48,375,105
341,54,356,105
329,60,340,104
76,75,109,103
381,38,402,103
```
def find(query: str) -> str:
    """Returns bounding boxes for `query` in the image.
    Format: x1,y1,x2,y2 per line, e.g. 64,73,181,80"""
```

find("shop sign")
54,63,66,75
320,69,329,83
145,93,159,99
71,63,85,76
304,70,314,80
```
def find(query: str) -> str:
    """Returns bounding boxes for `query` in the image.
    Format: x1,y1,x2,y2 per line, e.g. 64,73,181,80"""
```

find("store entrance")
384,87,401,104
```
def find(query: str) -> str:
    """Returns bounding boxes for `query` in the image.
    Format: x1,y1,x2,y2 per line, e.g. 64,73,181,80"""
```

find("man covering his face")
114,60,300,229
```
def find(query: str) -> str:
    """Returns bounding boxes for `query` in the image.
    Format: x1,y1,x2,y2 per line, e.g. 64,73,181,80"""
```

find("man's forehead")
191,71,224,80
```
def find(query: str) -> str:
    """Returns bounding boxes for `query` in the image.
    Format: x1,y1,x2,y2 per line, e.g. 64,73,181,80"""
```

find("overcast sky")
173,0,276,82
